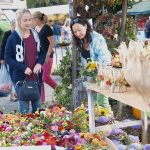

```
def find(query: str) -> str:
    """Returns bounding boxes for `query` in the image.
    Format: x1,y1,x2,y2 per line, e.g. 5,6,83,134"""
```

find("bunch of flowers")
98,65,128,92
82,60,98,82
72,103,89,133
108,128,150,150
79,132,109,150
96,14,120,41
94,105,114,125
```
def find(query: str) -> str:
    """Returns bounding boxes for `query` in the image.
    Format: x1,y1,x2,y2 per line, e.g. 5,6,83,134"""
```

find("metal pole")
119,0,128,43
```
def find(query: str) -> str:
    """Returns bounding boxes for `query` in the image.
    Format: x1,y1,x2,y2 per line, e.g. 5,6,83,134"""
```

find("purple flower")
97,116,109,123
117,144,127,150
76,139,86,144
143,144,150,150
128,143,142,149
5,126,13,132
112,139,121,145
73,134,79,141
20,121,26,126
128,135,140,143
110,129,124,135
131,125,141,130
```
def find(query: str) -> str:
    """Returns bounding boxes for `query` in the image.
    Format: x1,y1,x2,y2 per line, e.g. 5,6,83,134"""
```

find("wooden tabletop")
87,83,150,112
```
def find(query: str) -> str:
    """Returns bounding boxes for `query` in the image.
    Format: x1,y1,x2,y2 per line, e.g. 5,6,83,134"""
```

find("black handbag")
16,78,40,101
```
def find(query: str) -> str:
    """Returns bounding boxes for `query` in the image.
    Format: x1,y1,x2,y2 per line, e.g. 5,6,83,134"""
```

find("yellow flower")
74,144,81,150
99,108,109,116
0,121,3,125
90,62,96,71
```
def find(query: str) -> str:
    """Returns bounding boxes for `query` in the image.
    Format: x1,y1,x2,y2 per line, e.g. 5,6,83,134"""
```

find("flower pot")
110,83,127,93
99,80,110,90
132,108,141,119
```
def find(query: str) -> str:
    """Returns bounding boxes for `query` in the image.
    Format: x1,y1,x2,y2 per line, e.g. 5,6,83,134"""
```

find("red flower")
106,81,111,85
43,131,51,139
47,137,56,145
36,140,43,145
0,126,3,131
58,125,64,131
27,113,34,118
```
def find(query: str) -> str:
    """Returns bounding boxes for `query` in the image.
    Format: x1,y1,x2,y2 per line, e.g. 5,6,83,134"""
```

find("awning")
29,5,69,16
127,1,150,15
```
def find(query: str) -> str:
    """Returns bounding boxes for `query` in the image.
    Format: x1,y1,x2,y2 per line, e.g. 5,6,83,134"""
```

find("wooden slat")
87,83,150,112
95,120,142,132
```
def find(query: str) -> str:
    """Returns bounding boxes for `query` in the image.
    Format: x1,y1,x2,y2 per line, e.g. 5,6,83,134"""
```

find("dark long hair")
70,17,93,50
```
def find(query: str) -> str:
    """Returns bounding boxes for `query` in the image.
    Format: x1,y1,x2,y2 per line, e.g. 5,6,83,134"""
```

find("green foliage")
27,0,68,8
0,19,10,44
54,50,73,110
54,49,81,111
124,16,137,44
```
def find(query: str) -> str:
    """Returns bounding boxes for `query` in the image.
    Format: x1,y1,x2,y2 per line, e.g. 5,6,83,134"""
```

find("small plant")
54,50,72,110
81,60,98,82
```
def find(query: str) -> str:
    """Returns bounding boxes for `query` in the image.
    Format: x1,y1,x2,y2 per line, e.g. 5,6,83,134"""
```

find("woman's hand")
0,60,5,64
25,67,32,75
33,64,42,74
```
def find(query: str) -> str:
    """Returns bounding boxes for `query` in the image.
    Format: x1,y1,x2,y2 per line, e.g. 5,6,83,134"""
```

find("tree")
27,0,68,8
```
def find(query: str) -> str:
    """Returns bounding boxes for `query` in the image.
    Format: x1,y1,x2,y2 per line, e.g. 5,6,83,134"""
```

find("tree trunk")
119,0,128,43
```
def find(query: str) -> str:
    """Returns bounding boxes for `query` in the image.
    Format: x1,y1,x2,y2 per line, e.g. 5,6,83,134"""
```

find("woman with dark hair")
70,17,111,67
70,17,112,107
33,11,57,104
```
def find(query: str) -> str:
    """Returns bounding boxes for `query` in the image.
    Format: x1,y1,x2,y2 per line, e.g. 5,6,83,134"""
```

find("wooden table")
85,82,150,144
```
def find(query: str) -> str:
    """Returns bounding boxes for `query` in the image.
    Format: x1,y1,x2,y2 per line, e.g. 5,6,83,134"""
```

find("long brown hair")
70,17,93,50
33,11,48,24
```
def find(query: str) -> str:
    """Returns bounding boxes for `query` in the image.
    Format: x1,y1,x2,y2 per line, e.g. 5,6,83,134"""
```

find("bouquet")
81,60,98,82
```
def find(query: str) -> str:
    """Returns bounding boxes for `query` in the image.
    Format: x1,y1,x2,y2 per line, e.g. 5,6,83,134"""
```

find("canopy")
29,4,69,20
127,1,150,15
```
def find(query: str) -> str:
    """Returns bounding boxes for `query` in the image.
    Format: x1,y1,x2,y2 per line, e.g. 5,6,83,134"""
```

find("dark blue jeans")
15,81,41,114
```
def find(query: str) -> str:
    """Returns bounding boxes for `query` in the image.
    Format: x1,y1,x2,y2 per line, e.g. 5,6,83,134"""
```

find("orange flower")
74,144,81,150
99,140,107,146
91,138,100,145
84,133,92,141
52,106,60,113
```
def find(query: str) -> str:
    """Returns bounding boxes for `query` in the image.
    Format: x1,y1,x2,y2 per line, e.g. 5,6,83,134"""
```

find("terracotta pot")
132,108,141,119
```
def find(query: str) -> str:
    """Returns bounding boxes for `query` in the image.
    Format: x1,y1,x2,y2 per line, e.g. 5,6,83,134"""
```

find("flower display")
0,104,149,149
0,104,112,149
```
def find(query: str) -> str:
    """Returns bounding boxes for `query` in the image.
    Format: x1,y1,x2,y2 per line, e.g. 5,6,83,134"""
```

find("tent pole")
120,0,128,43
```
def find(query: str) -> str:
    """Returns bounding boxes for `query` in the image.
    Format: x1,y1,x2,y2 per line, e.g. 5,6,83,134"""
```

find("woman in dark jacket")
5,9,44,114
